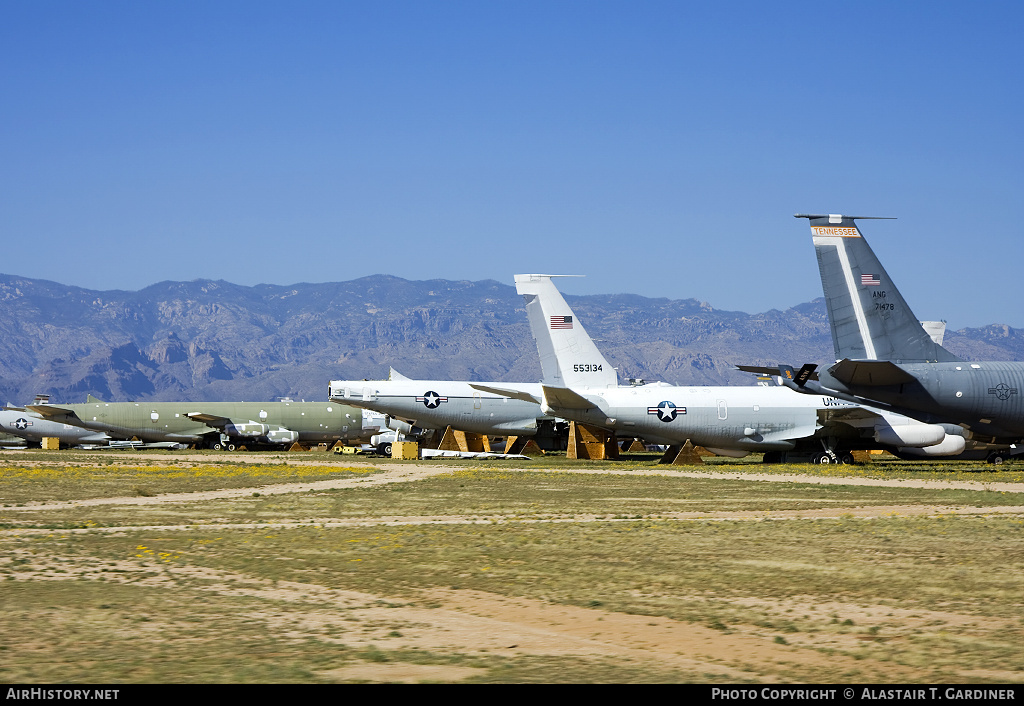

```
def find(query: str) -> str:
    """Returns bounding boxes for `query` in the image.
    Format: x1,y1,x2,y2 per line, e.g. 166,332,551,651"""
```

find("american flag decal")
550,315,573,329
861,274,881,286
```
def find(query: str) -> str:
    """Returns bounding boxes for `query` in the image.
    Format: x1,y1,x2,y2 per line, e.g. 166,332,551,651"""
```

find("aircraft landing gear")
376,442,393,457
987,451,1006,465
810,449,857,465
811,450,837,464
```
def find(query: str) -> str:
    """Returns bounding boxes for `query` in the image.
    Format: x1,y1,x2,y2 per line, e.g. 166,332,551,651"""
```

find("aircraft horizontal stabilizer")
541,385,598,410
469,384,540,404
736,365,820,381
828,359,917,387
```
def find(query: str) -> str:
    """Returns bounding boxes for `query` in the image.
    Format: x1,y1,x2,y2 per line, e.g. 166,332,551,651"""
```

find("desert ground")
2,449,1023,683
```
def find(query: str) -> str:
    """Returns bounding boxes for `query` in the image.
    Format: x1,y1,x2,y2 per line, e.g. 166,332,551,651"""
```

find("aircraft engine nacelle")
371,431,399,447
225,422,271,438
266,428,299,445
897,434,967,457
873,422,947,448
385,416,429,438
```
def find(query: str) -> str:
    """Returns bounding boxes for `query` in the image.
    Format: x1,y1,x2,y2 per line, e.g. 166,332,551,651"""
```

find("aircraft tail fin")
797,214,961,363
514,274,618,389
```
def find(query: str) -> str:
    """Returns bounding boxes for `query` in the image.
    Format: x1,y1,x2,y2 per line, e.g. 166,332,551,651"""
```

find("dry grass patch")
3,457,1023,683
0,462,381,505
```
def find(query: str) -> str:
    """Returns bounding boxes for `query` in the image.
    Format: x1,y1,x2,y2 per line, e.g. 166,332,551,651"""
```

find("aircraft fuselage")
547,385,858,452
30,401,368,446
820,361,1024,441
329,380,550,436
0,410,111,446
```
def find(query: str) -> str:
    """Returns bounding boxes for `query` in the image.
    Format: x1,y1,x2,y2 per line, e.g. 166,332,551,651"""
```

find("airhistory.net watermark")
6,689,119,700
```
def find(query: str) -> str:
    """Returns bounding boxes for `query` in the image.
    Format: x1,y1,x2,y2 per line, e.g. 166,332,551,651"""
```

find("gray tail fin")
513,274,618,389
797,214,962,363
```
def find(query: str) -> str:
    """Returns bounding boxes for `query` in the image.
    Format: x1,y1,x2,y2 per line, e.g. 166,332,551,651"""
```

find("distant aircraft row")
0,396,386,450
330,215,1020,464
5,215,1018,464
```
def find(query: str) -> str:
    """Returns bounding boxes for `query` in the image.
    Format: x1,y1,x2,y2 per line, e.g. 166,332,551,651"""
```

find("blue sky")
2,1,1021,327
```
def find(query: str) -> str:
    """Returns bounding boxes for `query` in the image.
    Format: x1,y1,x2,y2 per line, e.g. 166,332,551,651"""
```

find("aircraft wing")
469,384,541,404
828,359,916,386
819,406,884,421
541,385,599,410
185,412,232,428
760,424,823,444
26,404,82,421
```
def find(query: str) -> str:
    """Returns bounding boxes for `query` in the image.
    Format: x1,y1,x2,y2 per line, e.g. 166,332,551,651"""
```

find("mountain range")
1,273,1021,405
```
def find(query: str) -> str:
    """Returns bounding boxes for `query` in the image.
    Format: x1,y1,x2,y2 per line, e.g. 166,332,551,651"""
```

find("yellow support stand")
504,436,545,456
658,439,704,465
41,437,60,450
437,426,491,452
566,422,619,460
626,438,646,453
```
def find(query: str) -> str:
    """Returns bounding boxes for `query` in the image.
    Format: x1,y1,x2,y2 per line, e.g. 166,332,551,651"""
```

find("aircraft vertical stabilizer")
514,274,618,389
797,214,961,363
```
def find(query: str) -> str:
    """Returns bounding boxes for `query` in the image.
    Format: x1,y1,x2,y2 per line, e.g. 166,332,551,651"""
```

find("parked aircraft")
480,274,976,463
748,214,1020,463
328,369,558,452
25,396,377,450
0,408,112,447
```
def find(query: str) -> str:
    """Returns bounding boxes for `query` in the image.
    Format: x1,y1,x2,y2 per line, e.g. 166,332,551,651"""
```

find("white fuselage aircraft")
0,408,113,447
328,369,553,440
480,274,973,462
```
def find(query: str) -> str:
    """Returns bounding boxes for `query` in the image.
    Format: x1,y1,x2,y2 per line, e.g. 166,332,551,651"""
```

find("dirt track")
5,457,1023,682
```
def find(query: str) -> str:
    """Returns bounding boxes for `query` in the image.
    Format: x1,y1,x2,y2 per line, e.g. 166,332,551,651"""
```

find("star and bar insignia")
647,401,685,422
416,391,449,409
988,383,1019,401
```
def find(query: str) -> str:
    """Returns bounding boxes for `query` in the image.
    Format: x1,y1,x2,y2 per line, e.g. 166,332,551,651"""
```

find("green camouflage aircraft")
27,395,376,450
